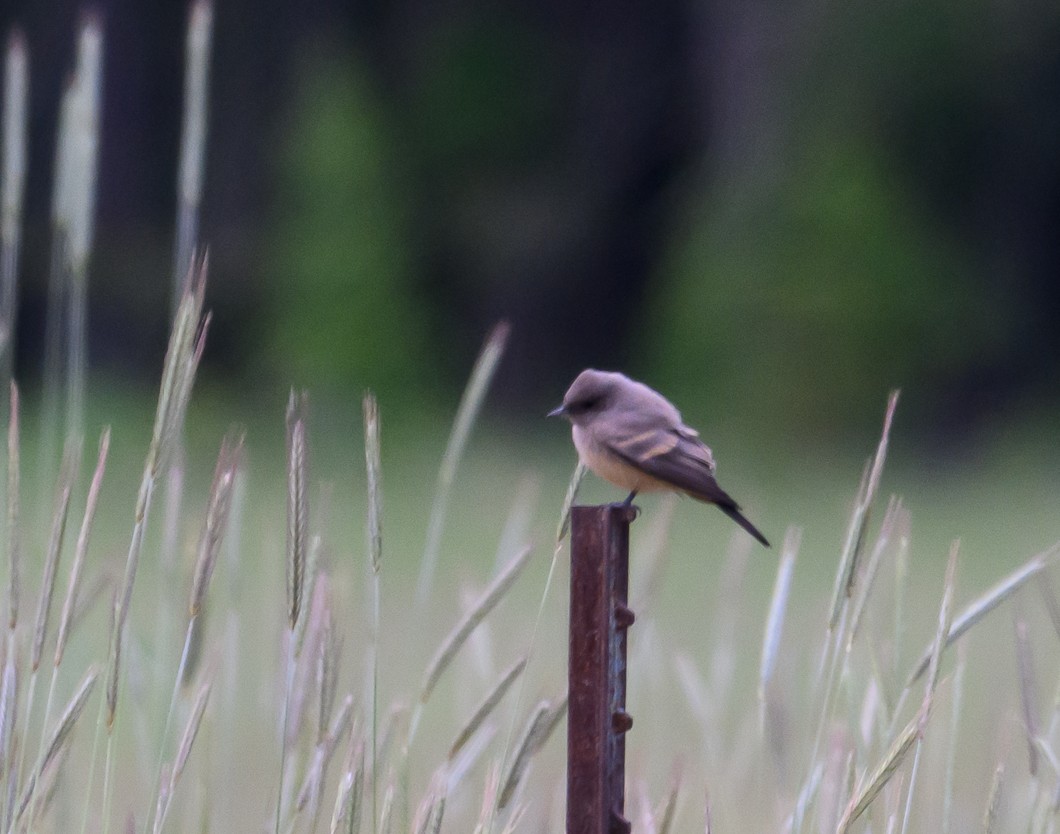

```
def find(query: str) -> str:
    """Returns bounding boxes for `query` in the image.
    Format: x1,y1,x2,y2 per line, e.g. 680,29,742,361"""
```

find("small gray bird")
549,369,769,547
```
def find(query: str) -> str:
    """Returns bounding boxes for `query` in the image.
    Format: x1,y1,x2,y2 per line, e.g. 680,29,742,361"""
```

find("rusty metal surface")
568,504,636,834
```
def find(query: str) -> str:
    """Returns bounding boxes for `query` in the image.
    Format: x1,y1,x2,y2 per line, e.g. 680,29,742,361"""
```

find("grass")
0,335,1057,832
3,7,1060,832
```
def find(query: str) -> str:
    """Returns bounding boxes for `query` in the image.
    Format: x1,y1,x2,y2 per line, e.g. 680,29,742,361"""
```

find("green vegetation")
2,7,1058,832
1,312,1058,830
642,133,1008,437
264,45,432,405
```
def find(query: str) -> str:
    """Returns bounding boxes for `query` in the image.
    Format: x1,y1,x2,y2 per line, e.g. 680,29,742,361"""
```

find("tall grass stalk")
362,392,382,833
54,427,109,668
1014,607,1040,778
838,704,925,833
448,656,527,761
329,732,364,834
1,383,16,834
153,674,212,834
893,506,911,680
6,381,19,631
155,1,213,711
905,542,1060,688
497,694,567,810
155,451,185,703
16,666,97,828
1032,643,1060,826
984,759,1005,833
796,392,900,833
941,647,966,834
316,599,340,748
1,32,28,392
277,391,308,834
41,15,103,471
100,261,208,831
898,541,958,834
189,434,241,621
471,764,500,834
285,392,308,633
416,544,535,720
417,322,509,602
14,443,78,825
106,263,208,725
31,445,78,673
22,429,108,827
0,644,16,831
293,693,353,830
847,497,905,652
146,435,240,834
759,527,799,735
828,390,899,629
173,0,213,305
77,589,113,834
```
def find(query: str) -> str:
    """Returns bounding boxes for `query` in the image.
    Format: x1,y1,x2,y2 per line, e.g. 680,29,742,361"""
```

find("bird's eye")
568,396,601,415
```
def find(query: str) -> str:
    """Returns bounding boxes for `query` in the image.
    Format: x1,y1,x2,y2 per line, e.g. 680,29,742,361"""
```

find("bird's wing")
605,415,771,547
606,417,722,494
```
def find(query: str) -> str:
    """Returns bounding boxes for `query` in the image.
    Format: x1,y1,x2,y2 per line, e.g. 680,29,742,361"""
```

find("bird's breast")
572,425,670,493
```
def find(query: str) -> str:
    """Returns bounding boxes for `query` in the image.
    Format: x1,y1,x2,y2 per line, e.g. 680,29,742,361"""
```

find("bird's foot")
618,490,640,518
610,499,640,520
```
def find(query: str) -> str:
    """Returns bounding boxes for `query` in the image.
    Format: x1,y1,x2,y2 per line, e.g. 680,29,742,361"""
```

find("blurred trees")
2,0,1058,439
261,0,702,403
642,136,1001,436
257,0,1059,438
641,0,1060,436
264,45,432,406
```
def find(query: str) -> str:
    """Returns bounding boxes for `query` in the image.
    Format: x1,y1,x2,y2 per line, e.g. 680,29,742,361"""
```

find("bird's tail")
688,477,771,547
716,502,770,548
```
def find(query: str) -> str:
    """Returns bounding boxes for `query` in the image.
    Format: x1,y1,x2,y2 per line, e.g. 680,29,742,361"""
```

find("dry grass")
0,294,1058,833
1,8,1060,834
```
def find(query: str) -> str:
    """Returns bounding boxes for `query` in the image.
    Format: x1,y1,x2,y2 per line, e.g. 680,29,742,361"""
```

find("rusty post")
568,504,636,834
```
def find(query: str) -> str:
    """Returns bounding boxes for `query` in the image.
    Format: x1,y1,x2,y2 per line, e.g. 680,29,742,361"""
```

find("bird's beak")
547,404,567,419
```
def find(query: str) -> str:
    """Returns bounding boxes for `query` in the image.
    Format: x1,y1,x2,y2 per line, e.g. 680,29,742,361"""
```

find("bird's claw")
610,500,640,520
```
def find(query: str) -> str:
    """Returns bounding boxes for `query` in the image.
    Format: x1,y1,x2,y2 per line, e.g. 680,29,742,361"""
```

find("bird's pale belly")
572,427,671,494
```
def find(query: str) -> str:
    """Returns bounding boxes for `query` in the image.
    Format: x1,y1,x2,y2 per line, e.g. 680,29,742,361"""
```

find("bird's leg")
613,490,640,519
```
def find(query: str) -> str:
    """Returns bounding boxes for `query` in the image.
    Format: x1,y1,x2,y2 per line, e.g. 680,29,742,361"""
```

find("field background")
4,378,1055,831
0,0,1058,831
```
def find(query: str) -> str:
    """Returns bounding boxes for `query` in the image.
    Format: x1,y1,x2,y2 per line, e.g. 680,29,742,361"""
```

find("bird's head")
547,369,623,426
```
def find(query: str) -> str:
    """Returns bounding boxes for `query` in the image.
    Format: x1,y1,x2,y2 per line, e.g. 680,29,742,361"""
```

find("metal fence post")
568,504,636,834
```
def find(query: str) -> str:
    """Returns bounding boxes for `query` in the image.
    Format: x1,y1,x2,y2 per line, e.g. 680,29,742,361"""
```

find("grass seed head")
285,389,309,630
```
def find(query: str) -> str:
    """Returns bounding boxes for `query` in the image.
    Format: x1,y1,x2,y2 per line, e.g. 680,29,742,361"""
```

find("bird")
549,369,769,547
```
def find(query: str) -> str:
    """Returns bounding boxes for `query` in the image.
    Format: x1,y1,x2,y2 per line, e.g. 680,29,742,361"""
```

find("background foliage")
0,0,1056,445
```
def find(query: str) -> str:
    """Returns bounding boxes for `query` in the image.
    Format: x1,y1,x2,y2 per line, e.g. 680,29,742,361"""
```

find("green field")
4,358,1058,832
4,6,1059,830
